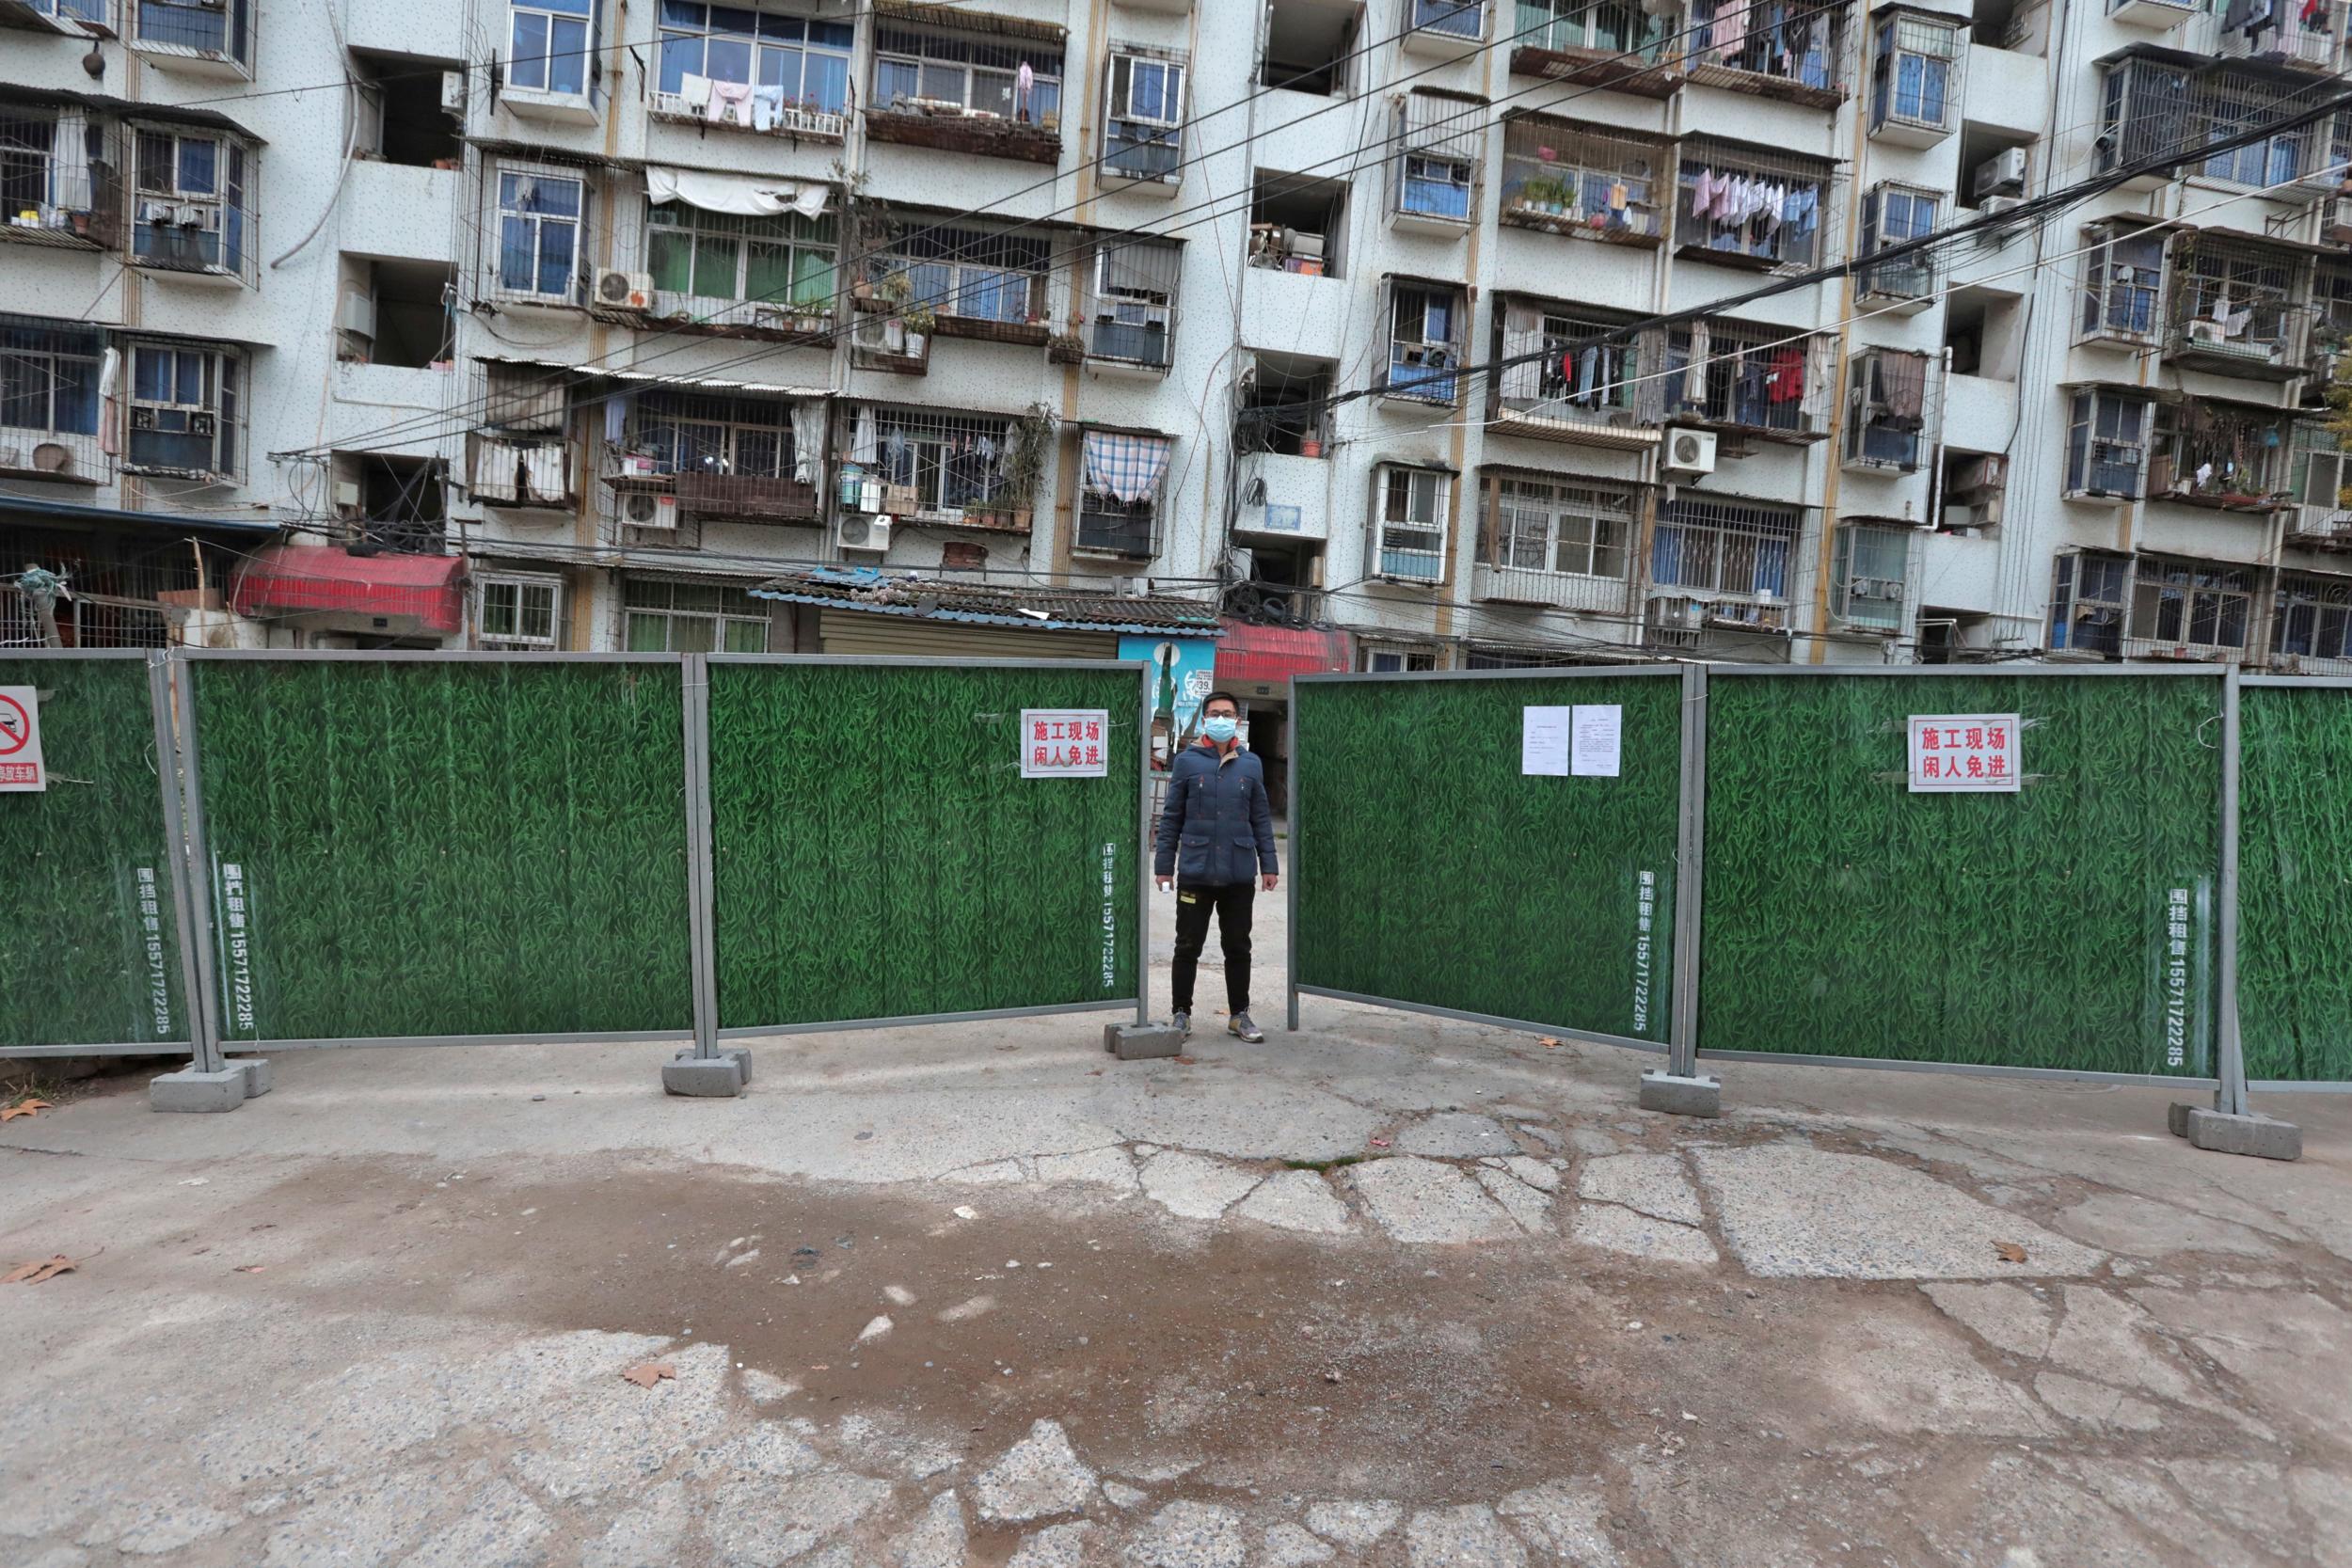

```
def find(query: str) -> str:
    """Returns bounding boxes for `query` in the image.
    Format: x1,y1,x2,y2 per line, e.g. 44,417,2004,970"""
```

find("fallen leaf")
1172,1055,1197,1066
619,1360,676,1389
233,1264,266,1274
1994,1241,2027,1264
1538,1037,1563,1049
0,1098,54,1122
1368,1137,1391,1148
4,1255,75,1284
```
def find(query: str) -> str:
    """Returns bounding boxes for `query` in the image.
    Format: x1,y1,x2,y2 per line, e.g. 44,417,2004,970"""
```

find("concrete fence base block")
1105,1022,1185,1061
231,1058,273,1098
1639,1070,1723,1118
2167,1101,2198,1139
2183,1107,2302,1163
662,1050,745,1099
721,1046,753,1086
150,1067,251,1115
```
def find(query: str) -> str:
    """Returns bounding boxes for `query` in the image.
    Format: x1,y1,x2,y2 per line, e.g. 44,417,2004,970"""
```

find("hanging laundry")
1683,321,1710,404
707,80,754,125
1764,345,1806,404
1015,61,1035,121
678,73,713,109
750,84,787,134
1710,0,1751,56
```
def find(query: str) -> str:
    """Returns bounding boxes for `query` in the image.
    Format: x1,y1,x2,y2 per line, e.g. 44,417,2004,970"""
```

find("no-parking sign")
0,686,43,792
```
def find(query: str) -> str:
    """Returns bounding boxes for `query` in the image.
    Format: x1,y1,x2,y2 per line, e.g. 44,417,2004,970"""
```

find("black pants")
1171,879,1255,1016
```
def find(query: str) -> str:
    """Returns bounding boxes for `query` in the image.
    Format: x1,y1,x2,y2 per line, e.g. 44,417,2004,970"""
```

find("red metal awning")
230,546,468,634
1214,618,1353,689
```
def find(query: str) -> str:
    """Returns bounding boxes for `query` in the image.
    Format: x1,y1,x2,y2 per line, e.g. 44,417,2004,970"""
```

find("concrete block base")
720,1046,753,1086
1639,1069,1722,1118
2167,1101,2196,1139
231,1058,272,1098
150,1067,250,1114
1105,1022,1185,1061
662,1050,744,1098
2184,1107,2302,1162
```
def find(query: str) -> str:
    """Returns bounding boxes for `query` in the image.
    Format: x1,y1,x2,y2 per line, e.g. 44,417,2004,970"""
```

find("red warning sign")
0,687,45,792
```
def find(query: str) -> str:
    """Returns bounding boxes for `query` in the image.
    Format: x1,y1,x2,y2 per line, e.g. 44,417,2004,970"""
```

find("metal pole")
682,654,720,1060
1669,663,1710,1081
2217,665,2249,1117
169,652,228,1075
147,653,215,1074
1285,695,1300,1034
1136,663,1152,1024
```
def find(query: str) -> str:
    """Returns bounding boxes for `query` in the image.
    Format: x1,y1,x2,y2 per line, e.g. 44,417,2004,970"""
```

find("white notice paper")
1571,705,1622,778
1520,705,1571,776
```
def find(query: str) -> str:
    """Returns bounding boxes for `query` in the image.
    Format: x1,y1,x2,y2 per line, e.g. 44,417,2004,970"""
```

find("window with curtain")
1870,14,1959,132
644,202,835,314
0,325,100,437
631,393,797,478
496,168,586,300
1650,496,1795,597
656,4,853,112
1388,284,1463,401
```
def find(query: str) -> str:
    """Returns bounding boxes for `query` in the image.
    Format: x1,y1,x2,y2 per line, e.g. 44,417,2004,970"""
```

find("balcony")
0,154,117,251
1855,249,1938,315
1496,117,1669,247
1677,0,1847,108
0,0,111,33
126,196,255,287
2212,0,2344,73
1401,0,1486,57
1841,350,1940,475
1508,3,1678,96
342,160,458,266
1380,342,1464,406
2165,290,2312,382
1102,121,1183,195
1471,562,1629,612
2123,634,2250,665
605,468,820,526
129,0,253,77
0,424,106,487
646,88,848,143
2148,406,2294,513
2107,0,2197,27
1489,304,1662,451
1673,141,1836,274
866,105,1060,166
1234,451,1331,544
468,433,579,513
1661,327,1831,444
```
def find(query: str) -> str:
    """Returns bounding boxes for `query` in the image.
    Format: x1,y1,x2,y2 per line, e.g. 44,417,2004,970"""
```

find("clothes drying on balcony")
1690,1,1834,87
1083,431,1171,505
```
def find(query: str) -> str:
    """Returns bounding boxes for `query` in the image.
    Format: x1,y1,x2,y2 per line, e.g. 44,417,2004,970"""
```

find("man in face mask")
1152,691,1279,1042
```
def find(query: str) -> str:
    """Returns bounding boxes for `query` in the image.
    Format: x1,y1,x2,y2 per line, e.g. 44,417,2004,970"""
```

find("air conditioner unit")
1663,427,1717,476
623,492,679,530
339,292,377,340
1970,495,2005,529
130,405,158,431
1955,453,2008,498
1980,195,2026,215
1289,231,1326,260
836,514,893,554
177,203,218,230
1973,147,2028,198
138,200,176,225
440,70,469,116
188,412,215,436
2188,319,2228,345
595,269,654,310
333,481,362,511
1646,596,1706,629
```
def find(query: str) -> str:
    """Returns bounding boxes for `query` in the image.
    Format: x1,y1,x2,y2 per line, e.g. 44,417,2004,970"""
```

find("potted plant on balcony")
1047,319,1087,364
997,404,1056,522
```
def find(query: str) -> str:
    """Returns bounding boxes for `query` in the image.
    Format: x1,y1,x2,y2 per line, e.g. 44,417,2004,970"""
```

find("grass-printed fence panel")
1293,673,1683,1044
191,659,693,1042
2236,681,2352,1084
0,656,189,1051
1699,673,2221,1075
707,661,1143,1029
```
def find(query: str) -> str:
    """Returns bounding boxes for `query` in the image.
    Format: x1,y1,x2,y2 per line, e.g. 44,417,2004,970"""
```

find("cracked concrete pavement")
4,892,2350,1566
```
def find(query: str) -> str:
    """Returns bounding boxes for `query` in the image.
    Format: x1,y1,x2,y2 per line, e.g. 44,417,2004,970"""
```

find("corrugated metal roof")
751,566,1223,636
471,355,833,399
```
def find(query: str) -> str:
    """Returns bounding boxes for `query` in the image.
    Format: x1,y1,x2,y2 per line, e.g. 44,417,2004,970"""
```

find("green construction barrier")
2236,679,2352,1084
707,660,1145,1030
1698,672,2222,1075
188,657,693,1043
1293,672,1684,1045
0,654,192,1053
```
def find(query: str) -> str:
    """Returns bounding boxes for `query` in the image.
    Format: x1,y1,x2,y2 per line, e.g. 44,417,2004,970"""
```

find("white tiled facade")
1,0,2345,665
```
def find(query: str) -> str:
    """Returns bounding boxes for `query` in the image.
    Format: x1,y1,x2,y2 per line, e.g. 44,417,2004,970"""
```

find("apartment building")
0,0,2345,672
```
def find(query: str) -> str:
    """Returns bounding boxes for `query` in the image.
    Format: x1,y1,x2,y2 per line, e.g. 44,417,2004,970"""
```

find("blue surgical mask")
1201,715,1239,744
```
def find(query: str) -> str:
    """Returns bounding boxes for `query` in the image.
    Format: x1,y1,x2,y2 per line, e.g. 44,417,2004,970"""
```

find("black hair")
1201,690,1242,715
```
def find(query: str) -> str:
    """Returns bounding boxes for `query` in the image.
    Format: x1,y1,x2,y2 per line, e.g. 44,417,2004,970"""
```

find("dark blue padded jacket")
1153,741,1279,886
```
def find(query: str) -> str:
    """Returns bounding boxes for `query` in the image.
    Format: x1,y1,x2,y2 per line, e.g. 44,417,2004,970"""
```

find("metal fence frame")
2235,672,2352,1094
0,648,211,1064
693,653,1153,1050
174,648,700,1055
1690,662,2243,1101
1285,663,1691,1056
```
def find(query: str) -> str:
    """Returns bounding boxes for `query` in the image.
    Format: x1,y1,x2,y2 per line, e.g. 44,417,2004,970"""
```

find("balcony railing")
1075,502,1159,558
866,103,1061,165
0,0,114,31
1103,121,1182,184
646,89,849,141
0,422,106,486
127,195,256,286
2213,0,2345,72
2166,290,2312,381
2149,412,2294,510
1508,2,1678,95
1087,316,1171,368
1497,119,1668,244
1677,0,1846,105
606,467,820,525
1662,329,1829,442
1383,341,1464,404
1471,562,1631,612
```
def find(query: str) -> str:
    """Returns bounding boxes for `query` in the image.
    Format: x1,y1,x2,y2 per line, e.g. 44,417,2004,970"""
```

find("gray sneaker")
1171,1010,1191,1037
1228,1012,1264,1043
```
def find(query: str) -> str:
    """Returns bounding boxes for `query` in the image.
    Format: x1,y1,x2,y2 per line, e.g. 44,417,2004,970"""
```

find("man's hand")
1156,876,1175,893
1262,873,1279,893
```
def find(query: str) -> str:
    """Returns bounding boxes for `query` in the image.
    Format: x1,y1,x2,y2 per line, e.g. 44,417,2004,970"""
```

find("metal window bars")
846,404,1034,524
1648,494,1802,616
1471,469,1642,614
121,340,246,485
0,525,200,648
127,126,259,287
628,202,840,336
603,389,823,529
131,0,254,69
2077,219,2169,348
1840,347,1942,474
1677,0,1849,103
2127,554,2259,664
863,221,1053,330
1077,236,1182,367
467,362,579,511
2098,60,2337,192
1384,281,1468,404
1855,184,1942,308
1491,299,1665,439
1497,115,1668,243
1390,92,1484,228
1828,520,1914,632
1372,464,1452,582
2268,572,2352,673
1509,0,1676,71
1867,11,1964,139
2211,0,2348,73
